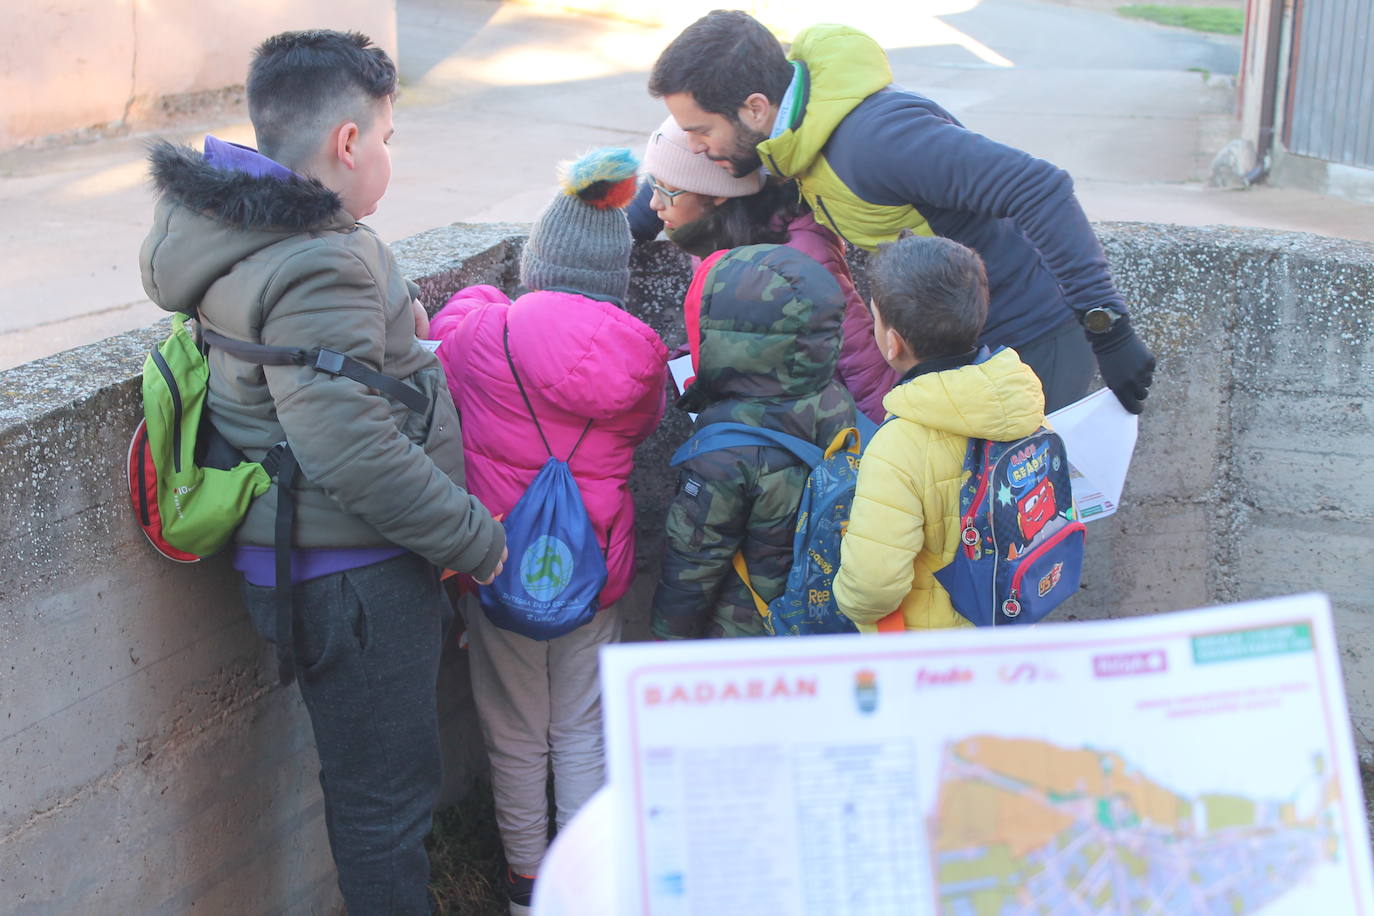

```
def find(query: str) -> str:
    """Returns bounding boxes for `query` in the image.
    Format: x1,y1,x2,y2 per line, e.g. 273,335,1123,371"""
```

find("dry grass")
427,779,510,916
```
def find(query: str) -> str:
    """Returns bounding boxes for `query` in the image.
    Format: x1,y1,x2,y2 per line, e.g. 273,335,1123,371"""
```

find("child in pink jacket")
429,148,667,914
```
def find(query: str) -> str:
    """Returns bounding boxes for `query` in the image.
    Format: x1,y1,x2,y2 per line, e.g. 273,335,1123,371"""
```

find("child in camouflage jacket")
651,244,857,639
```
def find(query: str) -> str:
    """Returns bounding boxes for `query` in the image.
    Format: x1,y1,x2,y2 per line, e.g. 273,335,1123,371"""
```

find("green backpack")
127,313,273,562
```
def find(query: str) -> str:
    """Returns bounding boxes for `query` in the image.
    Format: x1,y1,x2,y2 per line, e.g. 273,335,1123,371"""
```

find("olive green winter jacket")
139,141,504,578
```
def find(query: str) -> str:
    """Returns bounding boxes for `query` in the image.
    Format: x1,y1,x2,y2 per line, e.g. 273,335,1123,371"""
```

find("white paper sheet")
1047,386,1139,521
668,354,697,420
595,594,1374,916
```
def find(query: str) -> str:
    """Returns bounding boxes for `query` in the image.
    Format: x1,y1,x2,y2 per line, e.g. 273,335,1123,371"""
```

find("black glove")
1088,315,1155,414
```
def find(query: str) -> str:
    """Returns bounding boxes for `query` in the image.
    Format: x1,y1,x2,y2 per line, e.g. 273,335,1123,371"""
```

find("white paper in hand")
1047,386,1139,520
668,354,697,421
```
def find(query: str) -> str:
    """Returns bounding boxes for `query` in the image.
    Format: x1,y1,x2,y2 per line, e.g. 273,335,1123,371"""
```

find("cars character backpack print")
935,422,1086,626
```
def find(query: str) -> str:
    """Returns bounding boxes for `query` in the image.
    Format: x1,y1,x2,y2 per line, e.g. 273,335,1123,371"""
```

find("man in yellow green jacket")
647,11,1155,415
832,236,1045,631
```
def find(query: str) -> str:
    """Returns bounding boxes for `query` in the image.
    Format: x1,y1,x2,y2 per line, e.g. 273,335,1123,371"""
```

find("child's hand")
474,545,508,586
411,299,431,338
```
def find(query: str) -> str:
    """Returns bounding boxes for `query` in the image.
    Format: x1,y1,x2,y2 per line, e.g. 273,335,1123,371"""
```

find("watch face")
1084,308,1113,333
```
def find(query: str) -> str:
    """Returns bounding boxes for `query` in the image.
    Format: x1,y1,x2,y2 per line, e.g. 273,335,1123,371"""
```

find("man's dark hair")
649,11,793,118
871,237,989,360
247,30,397,168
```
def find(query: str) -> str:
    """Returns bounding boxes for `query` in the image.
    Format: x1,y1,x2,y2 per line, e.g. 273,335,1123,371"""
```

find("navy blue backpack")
479,325,608,640
935,425,1086,626
669,422,865,636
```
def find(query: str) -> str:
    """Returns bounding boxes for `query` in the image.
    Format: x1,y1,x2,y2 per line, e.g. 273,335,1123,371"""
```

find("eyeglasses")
649,177,690,204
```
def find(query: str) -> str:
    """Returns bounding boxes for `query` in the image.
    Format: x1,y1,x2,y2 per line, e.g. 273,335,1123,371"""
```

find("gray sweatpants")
464,598,622,874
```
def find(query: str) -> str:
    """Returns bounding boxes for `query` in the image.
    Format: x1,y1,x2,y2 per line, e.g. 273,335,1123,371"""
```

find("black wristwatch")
1081,306,1124,334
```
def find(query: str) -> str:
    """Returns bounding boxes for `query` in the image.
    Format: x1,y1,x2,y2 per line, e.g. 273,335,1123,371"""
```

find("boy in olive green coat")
139,30,504,913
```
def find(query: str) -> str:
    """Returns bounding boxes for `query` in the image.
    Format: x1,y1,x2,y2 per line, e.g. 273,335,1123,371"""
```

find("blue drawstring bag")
481,456,607,639
479,325,608,640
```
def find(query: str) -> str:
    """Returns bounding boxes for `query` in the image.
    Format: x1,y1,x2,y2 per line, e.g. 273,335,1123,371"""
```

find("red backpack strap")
683,249,731,377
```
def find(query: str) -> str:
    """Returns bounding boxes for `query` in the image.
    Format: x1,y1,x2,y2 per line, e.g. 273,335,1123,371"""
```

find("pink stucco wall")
0,0,398,151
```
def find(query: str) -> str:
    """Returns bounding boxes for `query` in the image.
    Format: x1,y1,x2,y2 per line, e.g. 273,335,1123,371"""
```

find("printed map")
933,736,1340,915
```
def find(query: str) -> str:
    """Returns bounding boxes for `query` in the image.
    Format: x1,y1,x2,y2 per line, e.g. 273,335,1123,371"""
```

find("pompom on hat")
520,147,640,301
642,117,766,198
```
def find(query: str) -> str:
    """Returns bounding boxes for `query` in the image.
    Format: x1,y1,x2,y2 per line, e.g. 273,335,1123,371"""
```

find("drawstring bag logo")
520,535,575,601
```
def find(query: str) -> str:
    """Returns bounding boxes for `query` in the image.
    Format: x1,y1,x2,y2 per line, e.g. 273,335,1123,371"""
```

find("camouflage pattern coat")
652,245,857,639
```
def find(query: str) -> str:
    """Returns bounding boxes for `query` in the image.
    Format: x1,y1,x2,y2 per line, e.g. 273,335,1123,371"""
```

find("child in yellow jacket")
834,237,1046,631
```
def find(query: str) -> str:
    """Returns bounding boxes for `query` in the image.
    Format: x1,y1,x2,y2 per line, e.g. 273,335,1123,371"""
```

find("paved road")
0,0,1368,371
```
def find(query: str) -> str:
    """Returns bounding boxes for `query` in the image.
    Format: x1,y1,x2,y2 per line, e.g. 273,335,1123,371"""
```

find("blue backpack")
669,422,864,636
479,326,608,640
935,426,1086,626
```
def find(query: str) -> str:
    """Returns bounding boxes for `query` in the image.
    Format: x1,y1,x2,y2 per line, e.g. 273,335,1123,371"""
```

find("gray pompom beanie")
519,147,640,300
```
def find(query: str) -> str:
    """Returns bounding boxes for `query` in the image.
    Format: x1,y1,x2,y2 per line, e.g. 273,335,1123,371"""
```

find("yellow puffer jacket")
834,349,1045,631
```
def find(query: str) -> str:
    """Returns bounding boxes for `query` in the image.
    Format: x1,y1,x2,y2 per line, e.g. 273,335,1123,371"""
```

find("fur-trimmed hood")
141,139,354,316
146,139,343,233
136,138,507,575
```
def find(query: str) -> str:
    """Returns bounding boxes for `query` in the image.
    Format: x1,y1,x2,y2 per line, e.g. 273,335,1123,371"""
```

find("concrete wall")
0,0,398,152
0,225,517,915
1074,226,1374,753
2,222,1373,909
